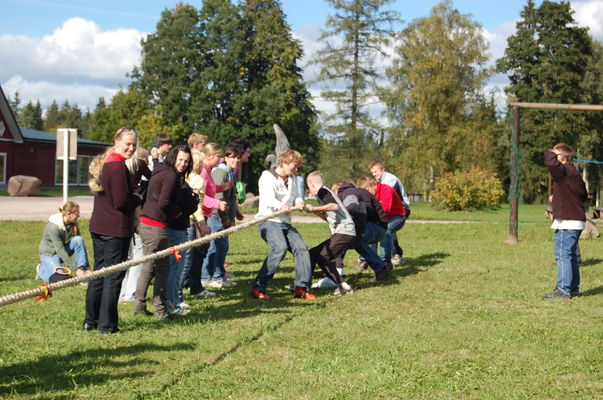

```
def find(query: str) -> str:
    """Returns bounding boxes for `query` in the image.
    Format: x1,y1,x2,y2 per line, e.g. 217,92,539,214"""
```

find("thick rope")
0,206,302,308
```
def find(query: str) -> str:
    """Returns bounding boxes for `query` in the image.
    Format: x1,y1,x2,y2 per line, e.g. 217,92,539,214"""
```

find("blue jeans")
183,225,208,295
167,228,188,311
38,235,89,282
252,220,312,292
355,222,386,272
554,229,582,295
201,215,228,283
380,216,406,262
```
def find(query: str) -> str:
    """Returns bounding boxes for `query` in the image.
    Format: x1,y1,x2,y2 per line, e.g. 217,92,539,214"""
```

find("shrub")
431,168,505,211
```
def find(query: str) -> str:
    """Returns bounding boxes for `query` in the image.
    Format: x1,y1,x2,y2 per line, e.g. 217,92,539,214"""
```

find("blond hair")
306,170,324,186
88,147,113,192
202,143,223,159
187,132,208,149
356,176,376,190
553,143,574,162
368,160,385,170
191,150,205,174
277,150,303,167
59,201,80,235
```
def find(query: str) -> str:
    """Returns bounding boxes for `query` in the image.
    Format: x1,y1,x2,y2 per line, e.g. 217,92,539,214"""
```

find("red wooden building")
0,85,108,188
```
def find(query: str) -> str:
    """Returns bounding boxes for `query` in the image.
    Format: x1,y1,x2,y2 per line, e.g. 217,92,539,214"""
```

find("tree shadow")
577,285,603,298
0,342,195,396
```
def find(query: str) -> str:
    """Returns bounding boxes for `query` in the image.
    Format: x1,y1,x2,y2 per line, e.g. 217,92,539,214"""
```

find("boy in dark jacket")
543,143,588,299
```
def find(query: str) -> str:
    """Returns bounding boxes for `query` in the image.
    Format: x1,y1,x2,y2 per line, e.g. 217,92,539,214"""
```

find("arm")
258,173,286,212
544,150,567,181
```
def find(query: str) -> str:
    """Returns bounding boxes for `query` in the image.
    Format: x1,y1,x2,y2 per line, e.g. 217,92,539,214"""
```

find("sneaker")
374,265,392,281
179,302,191,309
155,313,180,320
225,270,235,279
391,254,402,266
311,277,338,289
193,289,216,297
35,264,41,280
355,260,368,271
201,279,211,287
172,308,190,315
284,283,295,292
332,282,354,296
221,279,237,287
134,309,153,316
250,289,270,299
337,267,347,278
294,287,316,300
542,288,571,300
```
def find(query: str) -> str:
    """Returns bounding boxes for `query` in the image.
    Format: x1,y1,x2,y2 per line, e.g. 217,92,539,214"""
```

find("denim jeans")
119,233,144,302
355,222,386,272
201,215,228,283
38,235,89,282
252,220,312,292
183,225,208,295
380,216,406,262
554,229,582,295
167,228,188,311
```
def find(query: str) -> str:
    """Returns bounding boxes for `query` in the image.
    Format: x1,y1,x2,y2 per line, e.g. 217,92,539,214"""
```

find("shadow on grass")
581,258,603,268
0,342,195,396
578,285,603,297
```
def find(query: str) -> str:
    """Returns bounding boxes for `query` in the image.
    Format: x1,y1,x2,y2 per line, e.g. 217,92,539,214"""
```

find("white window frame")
54,155,94,186
0,152,6,184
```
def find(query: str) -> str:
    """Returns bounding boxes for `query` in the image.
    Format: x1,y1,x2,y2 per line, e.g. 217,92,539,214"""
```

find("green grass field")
0,204,602,399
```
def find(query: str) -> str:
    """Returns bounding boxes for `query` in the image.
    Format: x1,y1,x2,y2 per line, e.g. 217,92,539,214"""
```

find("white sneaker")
391,254,402,266
204,280,222,288
172,308,190,315
311,277,338,289
179,302,191,309
337,267,347,277
194,289,216,297
332,282,354,296
35,264,41,280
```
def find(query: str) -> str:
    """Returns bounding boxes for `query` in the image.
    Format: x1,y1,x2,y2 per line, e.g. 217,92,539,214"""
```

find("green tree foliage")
17,100,43,130
44,100,60,132
8,92,21,120
312,0,400,178
132,0,318,192
382,0,496,197
497,0,592,203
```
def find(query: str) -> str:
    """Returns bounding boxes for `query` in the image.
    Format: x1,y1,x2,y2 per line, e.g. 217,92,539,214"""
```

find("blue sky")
1,0,602,111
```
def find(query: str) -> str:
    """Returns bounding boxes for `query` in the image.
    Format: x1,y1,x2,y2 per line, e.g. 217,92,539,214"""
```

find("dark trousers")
309,233,356,286
85,233,130,333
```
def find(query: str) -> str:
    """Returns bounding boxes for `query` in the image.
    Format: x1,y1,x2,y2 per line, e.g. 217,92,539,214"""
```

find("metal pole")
507,106,520,244
62,129,68,204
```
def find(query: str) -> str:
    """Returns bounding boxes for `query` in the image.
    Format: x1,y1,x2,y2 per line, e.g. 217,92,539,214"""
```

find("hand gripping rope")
0,206,302,308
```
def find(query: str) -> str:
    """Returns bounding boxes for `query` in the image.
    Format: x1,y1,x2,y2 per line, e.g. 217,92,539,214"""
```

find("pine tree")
312,0,400,178
44,100,61,133
18,100,44,130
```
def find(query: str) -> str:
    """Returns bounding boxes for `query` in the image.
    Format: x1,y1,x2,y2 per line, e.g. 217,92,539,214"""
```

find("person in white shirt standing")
250,150,315,300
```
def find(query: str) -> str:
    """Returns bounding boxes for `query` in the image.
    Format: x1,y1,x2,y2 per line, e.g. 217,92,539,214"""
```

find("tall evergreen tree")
44,100,61,132
383,0,494,196
312,0,400,177
8,92,21,120
18,100,44,130
497,0,592,203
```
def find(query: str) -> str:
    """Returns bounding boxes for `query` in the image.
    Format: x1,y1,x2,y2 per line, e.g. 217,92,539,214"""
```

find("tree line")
8,0,603,203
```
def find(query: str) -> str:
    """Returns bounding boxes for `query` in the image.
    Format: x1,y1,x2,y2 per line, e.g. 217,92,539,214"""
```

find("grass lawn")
0,204,602,399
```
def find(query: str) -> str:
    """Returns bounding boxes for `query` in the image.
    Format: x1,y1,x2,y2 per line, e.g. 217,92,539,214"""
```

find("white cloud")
572,0,603,40
0,17,145,110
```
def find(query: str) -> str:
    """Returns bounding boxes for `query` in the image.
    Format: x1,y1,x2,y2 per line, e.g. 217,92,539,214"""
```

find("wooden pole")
507,106,520,244
509,102,603,111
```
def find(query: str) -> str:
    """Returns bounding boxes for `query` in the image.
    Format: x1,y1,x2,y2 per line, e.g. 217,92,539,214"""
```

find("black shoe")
99,328,124,334
83,322,97,331
543,288,571,299
134,309,153,316
155,313,179,320
373,265,392,281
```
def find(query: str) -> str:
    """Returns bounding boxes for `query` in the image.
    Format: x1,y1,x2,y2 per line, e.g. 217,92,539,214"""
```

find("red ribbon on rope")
168,246,182,262
34,284,52,303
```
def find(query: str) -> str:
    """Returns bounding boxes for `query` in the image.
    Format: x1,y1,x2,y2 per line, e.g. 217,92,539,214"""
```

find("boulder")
8,175,42,196
241,195,259,209
580,217,600,239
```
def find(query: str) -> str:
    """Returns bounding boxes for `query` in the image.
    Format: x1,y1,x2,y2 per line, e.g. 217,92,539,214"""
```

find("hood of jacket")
48,212,67,232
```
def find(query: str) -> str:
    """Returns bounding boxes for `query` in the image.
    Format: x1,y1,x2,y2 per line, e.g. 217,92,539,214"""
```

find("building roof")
20,127,109,148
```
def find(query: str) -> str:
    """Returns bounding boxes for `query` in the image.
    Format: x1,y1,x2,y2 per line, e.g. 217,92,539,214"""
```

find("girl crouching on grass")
37,201,91,283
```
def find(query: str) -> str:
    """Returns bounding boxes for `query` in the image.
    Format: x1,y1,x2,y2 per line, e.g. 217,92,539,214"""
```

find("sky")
1,0,603,113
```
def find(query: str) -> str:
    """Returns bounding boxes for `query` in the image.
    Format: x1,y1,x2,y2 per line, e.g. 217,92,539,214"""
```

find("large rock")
8,175,42,197
241,193,259,209
580,217,600,239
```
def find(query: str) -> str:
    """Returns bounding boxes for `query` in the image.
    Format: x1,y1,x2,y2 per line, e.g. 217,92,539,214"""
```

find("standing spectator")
149,133,173,171
37,201,90,283
135,146,197,318
119,147,151,303
369,160,410,265
543,143,588,299
200,144,235,289
357,176,407,271
84,127,142,334
250,150,314,300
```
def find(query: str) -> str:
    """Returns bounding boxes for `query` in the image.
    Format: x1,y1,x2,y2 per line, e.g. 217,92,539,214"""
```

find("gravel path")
0,196,468,224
